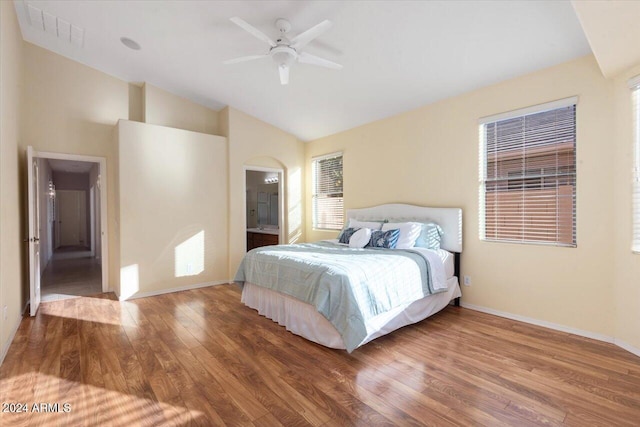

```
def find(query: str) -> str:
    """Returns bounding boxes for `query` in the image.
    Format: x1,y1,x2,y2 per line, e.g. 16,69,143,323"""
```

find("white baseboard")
459,302,615,343
0,311,24,366
614,339,640,358
118,280,229,301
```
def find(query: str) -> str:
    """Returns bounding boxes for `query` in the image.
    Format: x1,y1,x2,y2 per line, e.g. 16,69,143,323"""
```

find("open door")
27,146,41,316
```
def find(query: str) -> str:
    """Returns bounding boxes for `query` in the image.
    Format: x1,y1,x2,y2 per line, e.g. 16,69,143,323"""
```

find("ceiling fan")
224,17,342,85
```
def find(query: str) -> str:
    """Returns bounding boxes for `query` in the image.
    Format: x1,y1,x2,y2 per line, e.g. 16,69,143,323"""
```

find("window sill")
481,238,576,248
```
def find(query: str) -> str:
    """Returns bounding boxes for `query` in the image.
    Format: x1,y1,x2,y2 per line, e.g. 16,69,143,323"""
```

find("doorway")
244,167,284,251
26,148,109,312
57,190,87,247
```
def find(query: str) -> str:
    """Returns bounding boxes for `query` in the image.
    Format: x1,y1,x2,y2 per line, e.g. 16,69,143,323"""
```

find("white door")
90,186,95,256
58,190,87,247
27,146,41,316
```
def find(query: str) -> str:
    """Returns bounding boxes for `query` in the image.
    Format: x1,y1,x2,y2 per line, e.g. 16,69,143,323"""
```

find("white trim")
311,153,344,230
0,301,28,366
459,302,614,343
614,339,640,358
311,151,343,162
478,96,579,124
628,75,640,90
0,313,23,366
118,280,228,301
34,151,105,163
242,165,282,174
243,166,285,245
31,150,109,293
89,185,96,257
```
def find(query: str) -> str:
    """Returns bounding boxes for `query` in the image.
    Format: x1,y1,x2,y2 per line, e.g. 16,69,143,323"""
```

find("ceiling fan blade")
298,52,343,70
290,20,332,50
223,54,268,65
279,64,289,85
230,17,277,47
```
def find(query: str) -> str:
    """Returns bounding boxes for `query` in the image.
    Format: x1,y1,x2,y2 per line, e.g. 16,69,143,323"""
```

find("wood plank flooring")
1,284,639,426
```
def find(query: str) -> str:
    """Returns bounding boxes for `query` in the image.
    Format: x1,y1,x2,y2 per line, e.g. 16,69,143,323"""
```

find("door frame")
31,149,109,293
90,185,95,257
243,166,285,248
27,147,41,316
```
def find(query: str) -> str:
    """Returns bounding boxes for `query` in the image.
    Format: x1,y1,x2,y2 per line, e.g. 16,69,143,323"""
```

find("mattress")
435,248,455,279
235,241,449,351
241,276,461,350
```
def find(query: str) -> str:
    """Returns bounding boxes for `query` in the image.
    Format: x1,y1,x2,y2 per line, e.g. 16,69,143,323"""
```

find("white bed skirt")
241,277,462,350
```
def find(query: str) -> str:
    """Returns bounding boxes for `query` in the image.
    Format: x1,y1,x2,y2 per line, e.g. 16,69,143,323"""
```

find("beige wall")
21,42,129,294
143,83,219,135
0,1,25,362
2,1,636,359
306,55,618,339
128,83,143,122
17,42,225,302
0,6,303,363
613,63,640,351
226,107,305,278
117,120,228,299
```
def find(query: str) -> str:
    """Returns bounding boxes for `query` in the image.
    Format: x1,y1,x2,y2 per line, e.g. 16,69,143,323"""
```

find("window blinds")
631,77,640,252
312,152,344,230
480,100,577,246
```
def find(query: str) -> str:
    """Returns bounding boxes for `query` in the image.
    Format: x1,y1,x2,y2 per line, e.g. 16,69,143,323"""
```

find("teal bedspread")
234,241,444,352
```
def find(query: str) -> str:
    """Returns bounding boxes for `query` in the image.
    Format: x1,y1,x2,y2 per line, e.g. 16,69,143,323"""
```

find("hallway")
41,246,102,302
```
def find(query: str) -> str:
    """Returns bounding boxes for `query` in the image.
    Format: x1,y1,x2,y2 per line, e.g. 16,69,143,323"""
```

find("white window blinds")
479,98,577,246
312,152,343,230
631,76,640,252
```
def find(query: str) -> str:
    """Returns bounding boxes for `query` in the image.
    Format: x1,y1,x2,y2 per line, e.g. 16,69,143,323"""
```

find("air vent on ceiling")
26,3,84,48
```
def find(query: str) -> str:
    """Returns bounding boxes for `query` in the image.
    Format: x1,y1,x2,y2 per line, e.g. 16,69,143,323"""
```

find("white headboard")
346,204,463,253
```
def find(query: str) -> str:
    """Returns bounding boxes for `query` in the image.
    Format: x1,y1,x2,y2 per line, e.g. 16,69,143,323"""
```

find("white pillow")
348,219,383,230
381,222,421,249
349,228,372,248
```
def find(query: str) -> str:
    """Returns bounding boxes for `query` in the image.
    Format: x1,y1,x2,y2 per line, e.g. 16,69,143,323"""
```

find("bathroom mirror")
246,171,280,229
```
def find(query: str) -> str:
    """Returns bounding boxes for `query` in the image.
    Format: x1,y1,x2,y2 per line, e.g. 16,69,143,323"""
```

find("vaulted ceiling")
14,1,594,141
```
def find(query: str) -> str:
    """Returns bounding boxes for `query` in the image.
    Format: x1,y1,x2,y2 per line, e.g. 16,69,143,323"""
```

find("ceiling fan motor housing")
275,18,291,34
225,16,341,85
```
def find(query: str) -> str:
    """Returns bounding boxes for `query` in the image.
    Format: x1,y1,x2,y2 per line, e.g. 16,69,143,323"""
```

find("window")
631,76,640,252
479,98,577,246
312,152,343,230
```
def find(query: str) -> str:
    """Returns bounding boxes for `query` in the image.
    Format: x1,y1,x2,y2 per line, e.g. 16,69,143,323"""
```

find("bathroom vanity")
246,228,279,250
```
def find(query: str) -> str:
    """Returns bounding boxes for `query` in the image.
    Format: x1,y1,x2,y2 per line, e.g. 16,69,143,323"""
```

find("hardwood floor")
1,284,639,426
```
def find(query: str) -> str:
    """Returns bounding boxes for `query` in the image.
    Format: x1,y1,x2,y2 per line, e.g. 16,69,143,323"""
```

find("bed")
235,204,463,352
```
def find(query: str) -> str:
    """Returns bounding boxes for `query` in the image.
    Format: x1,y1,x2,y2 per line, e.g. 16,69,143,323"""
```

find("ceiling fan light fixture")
279,64,289,85
271,46,296,67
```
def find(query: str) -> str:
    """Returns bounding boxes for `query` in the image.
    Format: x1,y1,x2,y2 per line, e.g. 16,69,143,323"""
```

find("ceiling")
48,159,95,173
14,1,592,141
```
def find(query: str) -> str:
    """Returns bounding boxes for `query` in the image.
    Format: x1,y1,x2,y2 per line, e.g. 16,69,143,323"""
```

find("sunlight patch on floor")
0,372,203,426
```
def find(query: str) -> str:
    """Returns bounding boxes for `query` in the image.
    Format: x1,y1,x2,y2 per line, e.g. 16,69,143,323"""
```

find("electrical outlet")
3,305,7,320
463,276,471,286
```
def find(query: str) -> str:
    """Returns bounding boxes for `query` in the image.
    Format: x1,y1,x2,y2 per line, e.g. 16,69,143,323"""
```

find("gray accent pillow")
338,227,360,244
